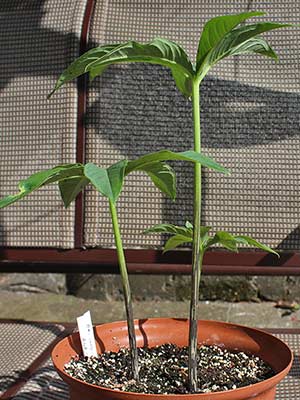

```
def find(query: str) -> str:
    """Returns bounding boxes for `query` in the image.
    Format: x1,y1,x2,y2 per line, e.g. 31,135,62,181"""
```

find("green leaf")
228,36,278,59
0,193,27,209
84,163,114,199
126,150,230,176
185,221,193,230
145,223,212,253
107,161,129,201
199,226,212,249
84,160,128,203
204,231,279,256
49,39,194,98
163,234,193,253
196,11,265,67
132,161,176,200
89,64,108,81
0,164,84,209
206,231,238,252
144,223,193,238
234,235,279,257
200,226,212,237
81,158,177,204
59,176,90,208
197,19,292,78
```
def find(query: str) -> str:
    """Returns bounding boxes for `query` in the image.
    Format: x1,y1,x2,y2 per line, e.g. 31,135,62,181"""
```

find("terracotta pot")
52,319,292,400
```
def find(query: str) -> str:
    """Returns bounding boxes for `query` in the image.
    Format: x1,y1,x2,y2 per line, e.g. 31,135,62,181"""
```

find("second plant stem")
109,199,139,381
188,79,203,392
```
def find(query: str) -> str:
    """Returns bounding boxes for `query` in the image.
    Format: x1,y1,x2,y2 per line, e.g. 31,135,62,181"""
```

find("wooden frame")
0,248,299,275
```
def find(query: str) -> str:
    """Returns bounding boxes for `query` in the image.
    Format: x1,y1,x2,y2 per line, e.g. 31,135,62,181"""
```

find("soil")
64,344,275,394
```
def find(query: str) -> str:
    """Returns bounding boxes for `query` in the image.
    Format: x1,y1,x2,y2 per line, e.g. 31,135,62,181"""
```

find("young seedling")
145,221,278,263
0,151,228,381
145,223,279,386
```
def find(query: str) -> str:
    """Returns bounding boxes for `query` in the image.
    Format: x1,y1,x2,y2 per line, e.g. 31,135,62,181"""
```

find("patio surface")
1,289,300,328
1,290,300,399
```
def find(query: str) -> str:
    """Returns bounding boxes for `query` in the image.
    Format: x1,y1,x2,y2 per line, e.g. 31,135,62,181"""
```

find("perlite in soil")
65,344,275,394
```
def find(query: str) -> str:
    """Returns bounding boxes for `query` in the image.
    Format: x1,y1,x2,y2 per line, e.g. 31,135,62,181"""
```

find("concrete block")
0,273,66,294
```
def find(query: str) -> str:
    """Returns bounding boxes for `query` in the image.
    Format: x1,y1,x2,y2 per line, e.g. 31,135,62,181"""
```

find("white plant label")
77,310,98,358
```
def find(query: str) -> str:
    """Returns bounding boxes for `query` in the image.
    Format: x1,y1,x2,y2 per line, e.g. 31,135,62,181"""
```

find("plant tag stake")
77,311,98,358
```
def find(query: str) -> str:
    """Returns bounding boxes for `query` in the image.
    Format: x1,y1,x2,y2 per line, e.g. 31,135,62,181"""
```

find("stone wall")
1,273,297,303
67,274,300,302
0,273,66,294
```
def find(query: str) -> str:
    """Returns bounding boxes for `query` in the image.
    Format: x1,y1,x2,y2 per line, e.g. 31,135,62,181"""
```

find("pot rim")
52,318,293,398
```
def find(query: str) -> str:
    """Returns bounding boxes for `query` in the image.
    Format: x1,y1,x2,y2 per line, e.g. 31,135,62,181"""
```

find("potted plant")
0,11,296,400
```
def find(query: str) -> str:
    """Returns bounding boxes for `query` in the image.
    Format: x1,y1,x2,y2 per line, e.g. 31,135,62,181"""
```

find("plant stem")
109,199,139,381
188,79,203,392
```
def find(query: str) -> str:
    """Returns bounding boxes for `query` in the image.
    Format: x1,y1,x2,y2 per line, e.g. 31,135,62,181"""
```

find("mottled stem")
188,79,203,392
109,200,139,381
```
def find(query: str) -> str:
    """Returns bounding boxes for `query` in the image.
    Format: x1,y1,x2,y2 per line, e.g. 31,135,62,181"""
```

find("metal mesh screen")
0,322,65,395
273,332,300,399
0,0,87,248
85,0,300,251
11,359,67,400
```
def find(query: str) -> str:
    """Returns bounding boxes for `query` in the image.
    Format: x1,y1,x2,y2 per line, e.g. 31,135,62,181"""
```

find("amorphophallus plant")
0,10,295,394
